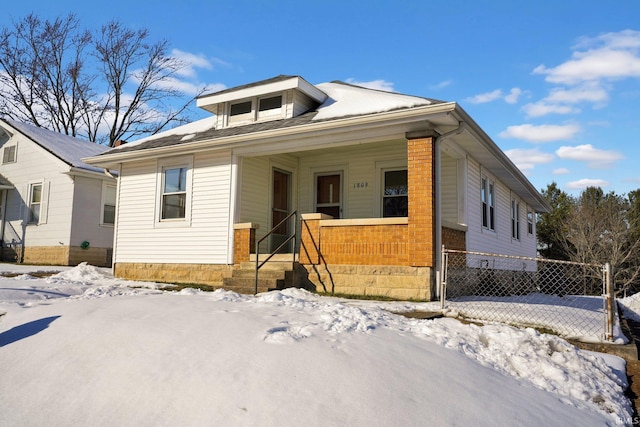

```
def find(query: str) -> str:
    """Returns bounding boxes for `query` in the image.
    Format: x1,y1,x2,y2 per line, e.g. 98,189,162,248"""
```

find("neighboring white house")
0,118,116,266
84,75,550,299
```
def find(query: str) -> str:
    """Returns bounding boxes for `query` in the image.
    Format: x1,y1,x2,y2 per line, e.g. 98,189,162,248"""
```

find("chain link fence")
441,249,614,342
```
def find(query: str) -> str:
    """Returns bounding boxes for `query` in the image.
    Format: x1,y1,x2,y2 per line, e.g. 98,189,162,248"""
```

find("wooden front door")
316,173,341,218
271,169,291,252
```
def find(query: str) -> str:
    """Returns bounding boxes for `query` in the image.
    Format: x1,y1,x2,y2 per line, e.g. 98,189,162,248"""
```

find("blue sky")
3,0,640,196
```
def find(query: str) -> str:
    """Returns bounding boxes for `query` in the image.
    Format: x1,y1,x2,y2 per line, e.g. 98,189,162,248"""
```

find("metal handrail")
255,210,297,294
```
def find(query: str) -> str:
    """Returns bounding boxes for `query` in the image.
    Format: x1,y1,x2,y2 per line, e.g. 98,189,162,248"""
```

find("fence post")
440,245,447,310
604,263,614,342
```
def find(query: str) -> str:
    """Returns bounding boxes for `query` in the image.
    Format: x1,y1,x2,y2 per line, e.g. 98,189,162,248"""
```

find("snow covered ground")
0,263,633,426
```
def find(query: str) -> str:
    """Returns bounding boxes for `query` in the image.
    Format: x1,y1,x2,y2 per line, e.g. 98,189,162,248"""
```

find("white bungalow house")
84,75,550,300
0,119,116,266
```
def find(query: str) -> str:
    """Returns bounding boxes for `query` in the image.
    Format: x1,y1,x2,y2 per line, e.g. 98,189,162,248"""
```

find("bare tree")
0,14,203,146
561,187,640,296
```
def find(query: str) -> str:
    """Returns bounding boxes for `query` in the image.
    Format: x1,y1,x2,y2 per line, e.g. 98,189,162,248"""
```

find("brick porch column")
233,223,258,264
299,213,333,265
407,132,437,267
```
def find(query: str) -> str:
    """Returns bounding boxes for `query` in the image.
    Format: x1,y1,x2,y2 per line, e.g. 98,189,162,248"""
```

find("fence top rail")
443,248,604,268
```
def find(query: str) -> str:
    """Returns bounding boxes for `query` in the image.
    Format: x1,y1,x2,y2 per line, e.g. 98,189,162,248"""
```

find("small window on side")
102,184,117,225
3,145,16,164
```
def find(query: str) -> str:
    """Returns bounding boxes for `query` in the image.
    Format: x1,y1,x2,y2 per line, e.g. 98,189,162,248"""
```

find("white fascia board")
65,167,116,181
197,76,327,109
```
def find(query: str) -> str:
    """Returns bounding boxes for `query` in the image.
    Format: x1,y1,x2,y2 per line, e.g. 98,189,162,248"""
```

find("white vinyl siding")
298,139,407,219
114,151,232,264
240,154,297,243
440,153,458,223
69,175,117,249
465,158,537,258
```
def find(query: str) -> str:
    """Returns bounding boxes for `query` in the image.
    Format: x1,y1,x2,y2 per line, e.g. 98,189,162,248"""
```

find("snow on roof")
111,115,218,151
1,119,109,173
312,81,435,121
103,80,441,154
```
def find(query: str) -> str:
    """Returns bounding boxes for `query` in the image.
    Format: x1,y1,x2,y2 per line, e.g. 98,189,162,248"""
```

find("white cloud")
466,87,524,104
499,123,580,142
345,78,395,92
553,168,570,175
522,102,579,118
533,30,640,85
465,89,503,104
555,144,624,169
504,88,523,104
565,178,610,190
504,148,554,172
171,49,214,78
429,80,453,90
545,83,609,104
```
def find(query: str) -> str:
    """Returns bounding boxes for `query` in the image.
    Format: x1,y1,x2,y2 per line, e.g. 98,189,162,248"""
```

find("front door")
271,169,291,252
315,173,342,218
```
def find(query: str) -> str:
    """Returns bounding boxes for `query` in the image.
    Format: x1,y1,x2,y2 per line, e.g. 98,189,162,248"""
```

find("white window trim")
511,197,520,241
481,173,496,232
155,156,193,228
375,159,407,218
527,207,535,236
26,180,48,225
2,144,16,164
100,181,117,226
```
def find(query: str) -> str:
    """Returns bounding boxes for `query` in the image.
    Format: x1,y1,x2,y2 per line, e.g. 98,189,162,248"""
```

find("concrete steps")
222,259,297,294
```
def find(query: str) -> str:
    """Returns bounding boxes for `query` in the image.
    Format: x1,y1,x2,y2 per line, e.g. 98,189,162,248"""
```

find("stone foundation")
299,264,433,301
114,262,233,286
21,246,113,267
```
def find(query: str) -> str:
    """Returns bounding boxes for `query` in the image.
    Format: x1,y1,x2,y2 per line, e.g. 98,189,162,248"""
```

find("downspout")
434,121,466,299
111,164,122,274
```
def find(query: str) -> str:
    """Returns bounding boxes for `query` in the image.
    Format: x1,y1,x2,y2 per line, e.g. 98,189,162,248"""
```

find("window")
230,101,252,116
162,167,187,219
258,95,283,119
156,157,192,226
3,145,16,164
259,95,282,112
102,184,117,225
511,199,520,240
383,169,408,217
481,176,495,230
28,183,42,223
527,209,534,235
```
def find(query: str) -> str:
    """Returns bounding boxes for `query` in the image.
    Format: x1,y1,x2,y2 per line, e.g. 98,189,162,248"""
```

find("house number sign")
353,182,368,189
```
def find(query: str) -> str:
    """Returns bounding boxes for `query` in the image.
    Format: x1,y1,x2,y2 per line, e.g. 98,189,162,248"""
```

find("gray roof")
99,80,444,156
1,119,109,173
197,74,298,99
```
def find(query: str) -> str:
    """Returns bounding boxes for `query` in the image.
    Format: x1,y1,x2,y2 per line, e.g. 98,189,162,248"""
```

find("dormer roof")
196,75,327,114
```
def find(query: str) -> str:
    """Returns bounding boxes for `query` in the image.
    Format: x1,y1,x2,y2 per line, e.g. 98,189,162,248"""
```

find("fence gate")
440,248,614,342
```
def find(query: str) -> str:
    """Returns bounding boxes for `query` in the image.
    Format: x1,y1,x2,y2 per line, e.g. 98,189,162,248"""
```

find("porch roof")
0,173,12,190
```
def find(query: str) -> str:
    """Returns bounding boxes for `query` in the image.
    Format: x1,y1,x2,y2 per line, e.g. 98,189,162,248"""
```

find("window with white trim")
481,176,495,230
28,182,43,223
157,157,192,224
511,199,520,240
3,145,16,164
101,183,117,225
527,208,534,235
382,169,408,217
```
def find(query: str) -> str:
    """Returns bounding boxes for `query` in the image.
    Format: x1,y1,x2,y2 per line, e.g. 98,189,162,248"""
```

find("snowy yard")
0,263,633,426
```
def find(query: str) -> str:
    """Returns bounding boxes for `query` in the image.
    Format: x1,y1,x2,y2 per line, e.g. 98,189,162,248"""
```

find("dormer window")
258,95,282,119
230,101,252,116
